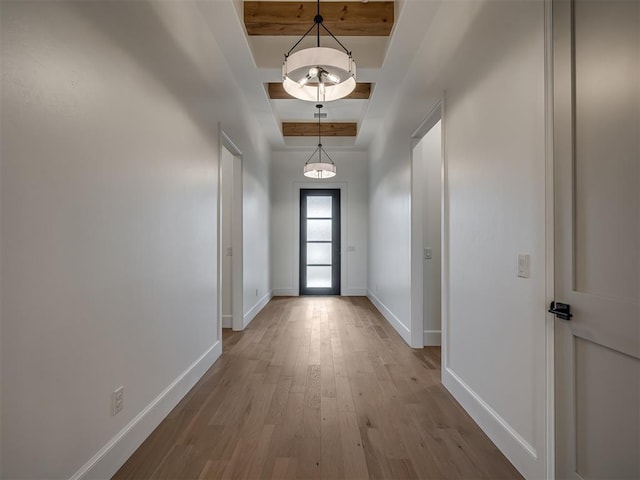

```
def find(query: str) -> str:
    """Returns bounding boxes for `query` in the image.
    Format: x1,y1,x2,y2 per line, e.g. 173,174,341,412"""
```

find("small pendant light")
303,104,337,179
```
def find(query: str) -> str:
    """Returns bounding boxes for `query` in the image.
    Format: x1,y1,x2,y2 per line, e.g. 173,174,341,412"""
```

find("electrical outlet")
112,386,124,416
424,248,432,260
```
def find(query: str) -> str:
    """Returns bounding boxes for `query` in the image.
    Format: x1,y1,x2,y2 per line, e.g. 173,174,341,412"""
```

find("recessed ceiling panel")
283,122,357,136
283,137,358,147
244,1,394,36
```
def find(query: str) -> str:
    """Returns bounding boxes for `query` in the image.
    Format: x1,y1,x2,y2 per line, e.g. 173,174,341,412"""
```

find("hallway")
114,297,522,479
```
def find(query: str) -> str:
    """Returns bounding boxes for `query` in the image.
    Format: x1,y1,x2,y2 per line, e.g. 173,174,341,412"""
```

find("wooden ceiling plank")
267,82,371,100
283,122,357,137
244,2,394,36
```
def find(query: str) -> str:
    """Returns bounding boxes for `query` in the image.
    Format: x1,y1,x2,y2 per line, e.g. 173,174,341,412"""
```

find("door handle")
548,301,572,320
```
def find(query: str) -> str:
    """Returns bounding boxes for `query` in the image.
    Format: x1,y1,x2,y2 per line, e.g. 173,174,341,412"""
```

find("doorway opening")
411,104,443,349
220,131,243,332
299,189,341,295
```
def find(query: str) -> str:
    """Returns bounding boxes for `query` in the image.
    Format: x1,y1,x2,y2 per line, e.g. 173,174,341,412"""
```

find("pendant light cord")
303,103,335,168
317,0,321,47
284,0,351,56
317,104,322,162
317,105,321,145
319,23,351,55
285,22,317,56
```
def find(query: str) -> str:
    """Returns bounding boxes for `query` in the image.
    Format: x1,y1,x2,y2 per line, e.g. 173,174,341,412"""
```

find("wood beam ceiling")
244,2,394,36
267,83,371,100
283,122,357,137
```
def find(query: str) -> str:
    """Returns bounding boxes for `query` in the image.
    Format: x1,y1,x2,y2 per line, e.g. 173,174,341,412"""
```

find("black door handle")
549,301,572,320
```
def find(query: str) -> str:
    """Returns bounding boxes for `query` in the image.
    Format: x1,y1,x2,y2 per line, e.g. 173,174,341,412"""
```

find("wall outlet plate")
112,386,124,416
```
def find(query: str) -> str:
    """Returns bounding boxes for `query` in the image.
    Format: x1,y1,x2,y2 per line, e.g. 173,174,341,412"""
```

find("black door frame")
299,189,341,295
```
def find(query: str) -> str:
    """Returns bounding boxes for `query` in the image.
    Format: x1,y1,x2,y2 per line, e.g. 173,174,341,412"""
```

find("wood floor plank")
320,315,337,399
320,397,344,480
304,365,321,409
298,407,322,479
220,436,244,480
361,427,394,479
290,329,311,394
334,371,356,413
238,424,275,480
204,425,241,461
265,376,292,425
388,458,420,480
270,457,297,480
395,422,446,480
149,444,191,479
267,392,305,457
263,364,282,385
197,460,227,479
113,296,523,480
338,409,370,480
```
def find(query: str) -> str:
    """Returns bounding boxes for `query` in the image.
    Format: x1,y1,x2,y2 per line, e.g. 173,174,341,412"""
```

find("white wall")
368,135,412,342
0,1,270,478
242,142,272,327
368,1,548,478
271,150,368,296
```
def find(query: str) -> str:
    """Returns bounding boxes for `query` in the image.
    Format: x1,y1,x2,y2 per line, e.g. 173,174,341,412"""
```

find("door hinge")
548,301,572,320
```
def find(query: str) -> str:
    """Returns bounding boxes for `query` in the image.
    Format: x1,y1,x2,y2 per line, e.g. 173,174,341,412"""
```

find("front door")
300,189,340,295
553,1,639,478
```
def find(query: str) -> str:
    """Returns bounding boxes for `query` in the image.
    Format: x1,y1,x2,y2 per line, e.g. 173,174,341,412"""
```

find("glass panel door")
300,189,340,295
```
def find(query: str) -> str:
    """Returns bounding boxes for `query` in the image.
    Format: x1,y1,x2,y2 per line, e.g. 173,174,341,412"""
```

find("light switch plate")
424,248,432,260
517,254,530,278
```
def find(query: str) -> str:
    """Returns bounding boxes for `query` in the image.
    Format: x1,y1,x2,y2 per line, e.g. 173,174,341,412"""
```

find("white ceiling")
198,0,442,151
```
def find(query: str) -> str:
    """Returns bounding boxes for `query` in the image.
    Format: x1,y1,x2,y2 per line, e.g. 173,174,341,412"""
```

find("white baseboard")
273,289,298,296
424,329,441,346
273,289,367,297
366,289,412,347
243,290,273,328
442,366,542,479
222,314,232,328
70,341,222,480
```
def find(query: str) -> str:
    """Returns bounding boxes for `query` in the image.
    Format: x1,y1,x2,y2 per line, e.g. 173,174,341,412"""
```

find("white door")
220,137,243,332
553,1,639,479
221,148,234,329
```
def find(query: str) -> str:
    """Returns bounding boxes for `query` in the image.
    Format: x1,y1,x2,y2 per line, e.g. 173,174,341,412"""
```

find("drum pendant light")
283,0,357,103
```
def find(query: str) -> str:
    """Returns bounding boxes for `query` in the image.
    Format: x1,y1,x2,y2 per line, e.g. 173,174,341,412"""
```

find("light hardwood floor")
113,296,523,479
